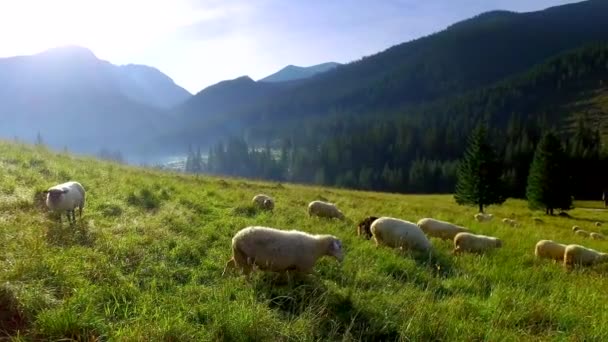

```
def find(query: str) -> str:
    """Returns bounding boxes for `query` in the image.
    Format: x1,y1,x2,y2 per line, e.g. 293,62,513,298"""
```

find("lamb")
357,216,378,239
572,226,591,238
563,244,608,267
534,240,567,262
44,181,86,224
308,200,345,220
370,217,432,252
502,218,518,227
222,226,343,277
417,218,470,241
252,194,274,211
590,232,606,240
453,232,502,254
474,213,493,222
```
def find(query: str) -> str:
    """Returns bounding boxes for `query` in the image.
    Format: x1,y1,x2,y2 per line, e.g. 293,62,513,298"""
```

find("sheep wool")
357,216,378,239
474,213,493,222
563,244,608,267
44,181,86,223
502,218,518,227
590,232,606,241
574,229,591,238
595,222,603,227
453,232,502,254
534,240,567,262
222,226,343,276
370,217,432,252
252,194,274,210
308,200,345,220
417,218,470,241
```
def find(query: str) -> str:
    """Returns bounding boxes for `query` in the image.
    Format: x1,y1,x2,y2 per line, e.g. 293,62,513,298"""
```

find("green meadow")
1,141,607,341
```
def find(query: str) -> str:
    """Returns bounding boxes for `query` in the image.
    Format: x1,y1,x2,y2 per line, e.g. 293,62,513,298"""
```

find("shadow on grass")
0,283,28,336
45,220,96,247
252,274,400,340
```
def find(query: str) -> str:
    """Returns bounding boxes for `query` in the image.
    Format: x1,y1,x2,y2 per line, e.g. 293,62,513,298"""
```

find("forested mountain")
259,62,341,83
200,43,608,199
173,0,608,148
0,46,188,155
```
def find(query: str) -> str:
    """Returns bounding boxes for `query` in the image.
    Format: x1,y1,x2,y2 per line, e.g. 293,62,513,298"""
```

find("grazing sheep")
357,216,378,239
222,226,343,277
563,244,608,267
533,217,544,224
572,226,591,238
474,213,493,222
502,218,518,227
453,232,502,254
417,218,470,241
534,240,567,262
370,217,432,252
590,232,606,240
252,194,274,211
308,200,345,220
44,181,85,224
595,222,602,227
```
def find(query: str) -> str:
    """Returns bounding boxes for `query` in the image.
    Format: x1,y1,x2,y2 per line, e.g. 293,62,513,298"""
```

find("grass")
1,140,608,341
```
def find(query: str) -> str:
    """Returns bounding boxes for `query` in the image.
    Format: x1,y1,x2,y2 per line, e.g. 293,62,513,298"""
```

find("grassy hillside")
1,141,608,341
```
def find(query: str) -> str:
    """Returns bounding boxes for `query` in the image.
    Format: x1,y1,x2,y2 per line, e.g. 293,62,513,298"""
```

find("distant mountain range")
259,62,341,83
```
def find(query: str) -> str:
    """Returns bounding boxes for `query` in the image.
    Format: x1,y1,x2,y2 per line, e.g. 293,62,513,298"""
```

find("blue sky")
0,0,582,93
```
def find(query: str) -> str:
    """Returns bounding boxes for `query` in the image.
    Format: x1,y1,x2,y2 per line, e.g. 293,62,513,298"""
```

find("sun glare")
0,0,218,58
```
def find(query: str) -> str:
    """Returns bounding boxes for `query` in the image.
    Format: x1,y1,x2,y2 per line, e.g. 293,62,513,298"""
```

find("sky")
0,0,583,93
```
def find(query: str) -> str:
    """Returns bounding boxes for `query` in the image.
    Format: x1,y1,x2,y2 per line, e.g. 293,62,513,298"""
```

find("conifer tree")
526,131,572,215
454,124,506,213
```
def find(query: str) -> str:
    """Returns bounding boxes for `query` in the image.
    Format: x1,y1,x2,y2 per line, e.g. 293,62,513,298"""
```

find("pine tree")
454,124,506,213
35,131,44,146
526,131,572,215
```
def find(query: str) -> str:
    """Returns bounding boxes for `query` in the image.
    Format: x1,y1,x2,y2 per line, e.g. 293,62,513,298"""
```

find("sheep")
44,181,85,224
357,216,378,239
453,232,502,254
534,240,567,262
252,194,274,211
474,213,493,222
417,218,470,241
590,232,606,241
572,226,591,238
308,200,345,220
563,244,608,267
222,226,343,277
595,222,603,227
532,217,544,224
370,217,432,252
502,218,518,227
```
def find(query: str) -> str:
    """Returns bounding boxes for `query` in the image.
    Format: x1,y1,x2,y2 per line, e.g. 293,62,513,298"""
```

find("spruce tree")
454,124,506,213
526,131,572,215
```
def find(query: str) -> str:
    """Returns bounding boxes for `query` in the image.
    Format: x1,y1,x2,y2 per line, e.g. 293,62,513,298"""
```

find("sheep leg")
79,206,83,219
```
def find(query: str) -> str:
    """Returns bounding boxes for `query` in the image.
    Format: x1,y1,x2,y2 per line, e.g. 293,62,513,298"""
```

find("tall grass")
0,141,607,340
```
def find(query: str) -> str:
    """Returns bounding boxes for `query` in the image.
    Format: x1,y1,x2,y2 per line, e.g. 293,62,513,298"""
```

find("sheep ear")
332,240,341,251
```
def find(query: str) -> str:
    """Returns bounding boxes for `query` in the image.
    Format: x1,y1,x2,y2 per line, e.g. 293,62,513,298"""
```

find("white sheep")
572,227,591,238
590,232,606,240
595,222,603,227
252,194,274,211
308,200,345,220
44,181,86,224
474,213,493,222
534,240,567,262
222,226,343,277
417,218,470,241
502,218,518,227
453,232,502,254
563,244,608,267
370,217,432,252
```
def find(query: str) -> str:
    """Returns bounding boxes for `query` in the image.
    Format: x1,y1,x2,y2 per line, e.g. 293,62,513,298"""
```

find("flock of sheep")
40,181,608,280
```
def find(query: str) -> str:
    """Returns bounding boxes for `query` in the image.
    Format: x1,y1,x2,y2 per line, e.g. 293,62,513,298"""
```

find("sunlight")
0,0,227,57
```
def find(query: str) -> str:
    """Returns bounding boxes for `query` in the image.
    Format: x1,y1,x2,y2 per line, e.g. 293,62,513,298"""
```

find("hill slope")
259,62,341,83
173,0,608,145
1,141,608,340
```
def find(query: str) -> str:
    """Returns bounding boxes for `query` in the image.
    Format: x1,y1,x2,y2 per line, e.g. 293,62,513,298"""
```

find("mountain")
0,46,178,155
173,0,608,146
117,64,191,109
259,62,341,83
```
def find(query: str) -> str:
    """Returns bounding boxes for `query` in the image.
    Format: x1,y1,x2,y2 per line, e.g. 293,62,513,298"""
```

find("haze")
0,0,582,93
